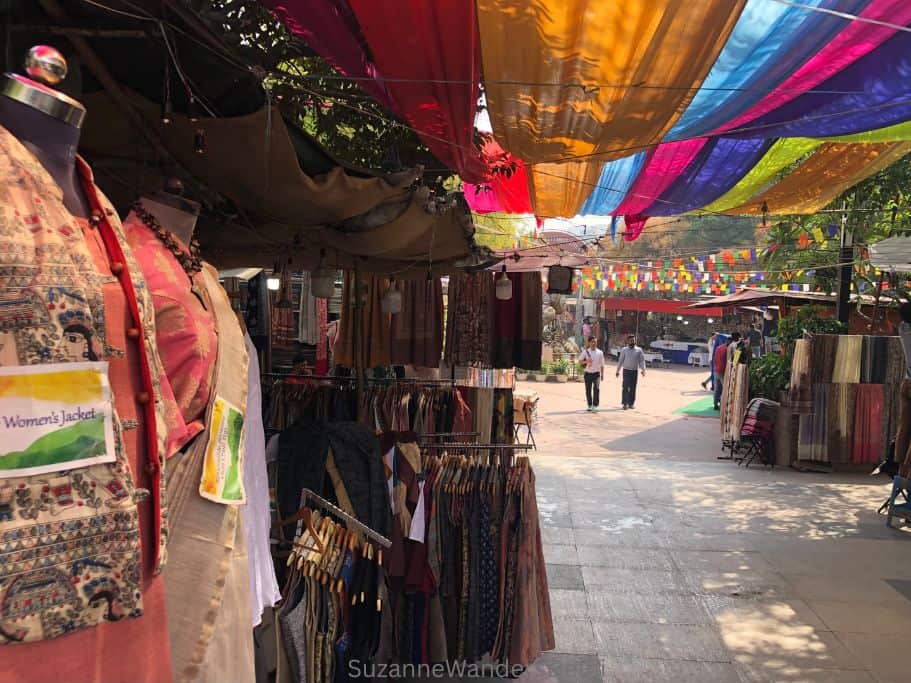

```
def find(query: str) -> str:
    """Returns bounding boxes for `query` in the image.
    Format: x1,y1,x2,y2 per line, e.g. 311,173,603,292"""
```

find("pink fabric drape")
714,0,911,134
615,138,708,216
263,0,488,182
464,138,533,214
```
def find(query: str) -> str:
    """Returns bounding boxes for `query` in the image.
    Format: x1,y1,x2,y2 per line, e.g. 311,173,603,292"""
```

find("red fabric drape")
263,0,488,182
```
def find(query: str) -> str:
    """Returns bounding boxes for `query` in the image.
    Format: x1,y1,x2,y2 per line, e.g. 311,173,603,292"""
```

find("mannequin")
136,181,201,246
0,47,173,683
0,46,89,217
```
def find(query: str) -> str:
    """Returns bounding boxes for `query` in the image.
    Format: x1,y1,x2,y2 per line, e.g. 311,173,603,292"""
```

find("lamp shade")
381,282,402,314
312,269,336,298
495,269,512,301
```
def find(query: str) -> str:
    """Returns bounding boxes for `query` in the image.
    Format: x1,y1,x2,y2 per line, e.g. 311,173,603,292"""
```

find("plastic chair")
736,398,779,468
886,476,911,529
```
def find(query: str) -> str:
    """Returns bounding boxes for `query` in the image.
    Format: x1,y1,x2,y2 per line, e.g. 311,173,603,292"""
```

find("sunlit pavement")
509,365,911,683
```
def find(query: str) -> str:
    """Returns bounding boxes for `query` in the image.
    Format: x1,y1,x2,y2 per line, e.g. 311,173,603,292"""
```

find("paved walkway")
515,365,911,683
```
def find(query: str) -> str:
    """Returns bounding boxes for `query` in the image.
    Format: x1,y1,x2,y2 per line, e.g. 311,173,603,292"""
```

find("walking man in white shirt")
616,335,646,409
578,336,605,412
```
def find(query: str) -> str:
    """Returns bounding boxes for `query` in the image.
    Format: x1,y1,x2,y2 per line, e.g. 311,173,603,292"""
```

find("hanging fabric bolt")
382,278,402,314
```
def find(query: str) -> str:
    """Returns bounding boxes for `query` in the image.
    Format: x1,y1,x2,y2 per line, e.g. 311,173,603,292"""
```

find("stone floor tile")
734,663,875,682
552,618,598,655
836,632,911,683
573,527,663,548
542,526,576,546
586,591,713,625
546,564,585,590
681,568,792,599
576,546,675,571
581,566,689,594
518,653,602,683
721,624,863,671
670,550,775,574
600,656,741,683
549,588,589,619
592,622,729,661
785,575,909,605
571,511,655,531
544,544,580,566
701,595,828,631
808,599,911,634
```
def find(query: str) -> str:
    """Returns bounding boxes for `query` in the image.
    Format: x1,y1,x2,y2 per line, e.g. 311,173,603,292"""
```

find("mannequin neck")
0,93,89,217
138,196,198,246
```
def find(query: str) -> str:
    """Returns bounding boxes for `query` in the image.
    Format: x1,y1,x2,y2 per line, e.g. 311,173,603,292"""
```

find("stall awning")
870,237,911,273
603,298,724,318
687,287,835,308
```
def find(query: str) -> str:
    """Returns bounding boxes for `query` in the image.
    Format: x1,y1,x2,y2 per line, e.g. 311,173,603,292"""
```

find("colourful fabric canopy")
667,0,870,141
263,0,911,230
722,141,911,214
714,0,911,135
263,0,488,182
476,0,745,163
646,138,774,216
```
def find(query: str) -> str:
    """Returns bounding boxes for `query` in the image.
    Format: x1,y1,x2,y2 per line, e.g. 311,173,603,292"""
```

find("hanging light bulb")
707,318,714,324
676,315,684,321
381,279,402,314
194,128,206,155
266,275,280,291
495,265,512,301
312,249,336,299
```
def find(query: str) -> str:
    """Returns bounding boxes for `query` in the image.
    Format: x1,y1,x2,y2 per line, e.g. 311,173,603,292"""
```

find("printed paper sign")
0,362,117,478
199,395,246,504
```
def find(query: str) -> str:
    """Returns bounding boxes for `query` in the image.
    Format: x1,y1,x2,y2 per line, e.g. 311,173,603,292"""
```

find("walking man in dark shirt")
616,335,646,409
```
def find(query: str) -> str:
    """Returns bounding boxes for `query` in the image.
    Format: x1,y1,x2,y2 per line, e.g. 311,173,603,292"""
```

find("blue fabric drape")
645,138,774,216
579,153,646,216
668,0,871,141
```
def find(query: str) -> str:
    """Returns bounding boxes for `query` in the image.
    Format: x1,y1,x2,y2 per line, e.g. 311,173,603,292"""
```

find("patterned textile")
720,363,749,443
810,334,838,385
297,271,319,345
444,272,495,367
0,127,171,678
853,384,885,464
861,335,890,384
124,215,217,457
789,338,813,413
827,383,856,465
390,278,444,368
798,384,830,462
335,273,392,370
832,334,863,384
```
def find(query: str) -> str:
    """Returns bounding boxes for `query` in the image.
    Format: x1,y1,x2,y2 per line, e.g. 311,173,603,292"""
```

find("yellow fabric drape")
722,141,911,215
477,0,746,217
703,138,822,213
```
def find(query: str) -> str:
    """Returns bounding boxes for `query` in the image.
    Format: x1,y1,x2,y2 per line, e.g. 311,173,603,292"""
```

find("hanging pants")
622,369,639,407
584,372,600,407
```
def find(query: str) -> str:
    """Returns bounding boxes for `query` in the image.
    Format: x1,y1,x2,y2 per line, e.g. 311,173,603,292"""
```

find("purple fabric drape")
722,29,911,139
645,138,774,216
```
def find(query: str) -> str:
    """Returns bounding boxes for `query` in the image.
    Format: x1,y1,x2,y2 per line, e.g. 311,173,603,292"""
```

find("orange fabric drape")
477,0,746,217
723,141,911,215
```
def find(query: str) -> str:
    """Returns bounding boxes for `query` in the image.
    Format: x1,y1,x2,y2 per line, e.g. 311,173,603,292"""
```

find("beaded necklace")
130,200,203,278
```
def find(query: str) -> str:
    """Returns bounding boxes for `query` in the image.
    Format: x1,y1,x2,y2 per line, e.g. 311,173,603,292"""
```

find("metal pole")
836,204,853,326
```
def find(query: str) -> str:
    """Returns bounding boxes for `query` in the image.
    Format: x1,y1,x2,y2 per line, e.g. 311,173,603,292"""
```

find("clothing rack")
420,442,534,451
299,487,392,548
262,372,455,385
419,431,481,442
